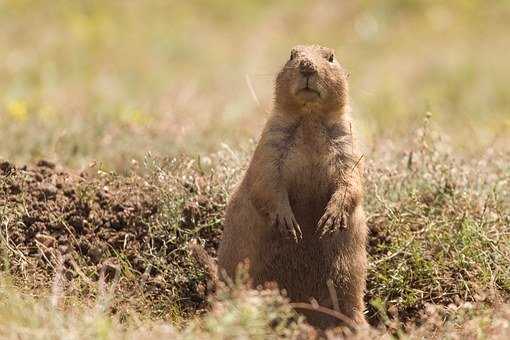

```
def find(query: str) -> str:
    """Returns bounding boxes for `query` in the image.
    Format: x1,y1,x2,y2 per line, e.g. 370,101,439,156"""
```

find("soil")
0,159,221,319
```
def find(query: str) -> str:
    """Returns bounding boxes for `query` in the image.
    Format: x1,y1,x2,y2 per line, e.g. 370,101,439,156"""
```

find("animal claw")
317,209,347,238
274,211,302,243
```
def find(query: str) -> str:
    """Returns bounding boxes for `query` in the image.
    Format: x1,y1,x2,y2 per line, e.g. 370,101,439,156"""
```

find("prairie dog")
217,45,368,328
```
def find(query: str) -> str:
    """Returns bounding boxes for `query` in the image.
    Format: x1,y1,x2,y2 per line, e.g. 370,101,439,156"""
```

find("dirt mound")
1,160,156,262
1,159,155,266
0,159,221,319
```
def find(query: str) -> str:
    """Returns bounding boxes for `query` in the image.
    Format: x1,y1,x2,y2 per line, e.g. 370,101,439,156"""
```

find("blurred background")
1,0,509,169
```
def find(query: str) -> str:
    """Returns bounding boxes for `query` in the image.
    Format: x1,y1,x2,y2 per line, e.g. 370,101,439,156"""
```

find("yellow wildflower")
6,100,28,122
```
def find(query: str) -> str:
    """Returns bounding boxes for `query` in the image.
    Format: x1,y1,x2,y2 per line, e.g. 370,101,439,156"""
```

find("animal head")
275,45,349,115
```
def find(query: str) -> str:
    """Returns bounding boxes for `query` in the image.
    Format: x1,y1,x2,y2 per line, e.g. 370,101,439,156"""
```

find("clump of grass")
414,303,510,339
0,277,123,340
183,271,309,339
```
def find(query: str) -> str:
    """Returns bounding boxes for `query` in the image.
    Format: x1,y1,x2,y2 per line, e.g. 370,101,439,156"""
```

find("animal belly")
270,173,337,300
256,237,338,302
287,171,332,235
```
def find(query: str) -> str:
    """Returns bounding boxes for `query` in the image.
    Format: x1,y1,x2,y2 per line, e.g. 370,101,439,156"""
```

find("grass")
1,122,509,338
364,118,510,320
0,0,509,338
0,275,307,340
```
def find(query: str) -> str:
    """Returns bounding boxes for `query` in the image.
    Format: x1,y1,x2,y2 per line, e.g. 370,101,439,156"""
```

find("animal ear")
289,49,298,61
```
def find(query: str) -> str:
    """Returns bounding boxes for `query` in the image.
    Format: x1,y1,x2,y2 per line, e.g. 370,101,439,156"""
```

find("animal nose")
299,59,317,77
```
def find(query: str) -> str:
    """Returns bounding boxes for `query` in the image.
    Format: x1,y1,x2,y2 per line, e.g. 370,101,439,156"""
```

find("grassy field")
0,1,509,338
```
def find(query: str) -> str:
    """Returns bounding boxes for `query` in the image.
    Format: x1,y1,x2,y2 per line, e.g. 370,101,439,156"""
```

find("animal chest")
282,123,337,206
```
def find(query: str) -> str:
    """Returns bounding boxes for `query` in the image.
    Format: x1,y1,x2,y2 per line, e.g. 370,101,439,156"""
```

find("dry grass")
1,122,509,338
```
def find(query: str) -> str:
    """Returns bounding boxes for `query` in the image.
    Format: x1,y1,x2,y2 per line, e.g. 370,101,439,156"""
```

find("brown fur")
217,45,368,329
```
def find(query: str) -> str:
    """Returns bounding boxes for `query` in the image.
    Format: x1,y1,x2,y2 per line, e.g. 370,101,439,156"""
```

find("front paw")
317,208,348,238
271,208,302,243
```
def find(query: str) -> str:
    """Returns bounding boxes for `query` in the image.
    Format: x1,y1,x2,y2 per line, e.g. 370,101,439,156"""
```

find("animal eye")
290,50,297,61
328,54,335,63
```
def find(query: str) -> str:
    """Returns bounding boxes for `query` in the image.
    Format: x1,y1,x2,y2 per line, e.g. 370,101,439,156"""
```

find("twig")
370,236,416,267
68,258,94,285
34,240,55,270
290,302,358,330
326,279,340,312
50,255,65,307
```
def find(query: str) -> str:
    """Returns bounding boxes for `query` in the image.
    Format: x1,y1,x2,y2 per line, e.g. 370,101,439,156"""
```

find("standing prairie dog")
217,45,368,328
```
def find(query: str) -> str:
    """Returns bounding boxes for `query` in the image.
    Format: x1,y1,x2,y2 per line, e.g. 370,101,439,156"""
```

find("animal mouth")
297,86,321,98
297,76,321,98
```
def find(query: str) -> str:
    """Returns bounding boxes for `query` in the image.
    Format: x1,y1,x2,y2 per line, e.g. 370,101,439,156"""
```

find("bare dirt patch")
0,159,221,320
